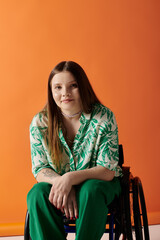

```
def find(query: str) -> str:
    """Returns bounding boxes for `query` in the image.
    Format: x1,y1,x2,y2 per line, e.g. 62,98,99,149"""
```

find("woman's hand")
49,173,72,210
63,186,78,219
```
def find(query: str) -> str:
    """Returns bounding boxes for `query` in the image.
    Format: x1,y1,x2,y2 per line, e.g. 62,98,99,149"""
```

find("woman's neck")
61,110,82,119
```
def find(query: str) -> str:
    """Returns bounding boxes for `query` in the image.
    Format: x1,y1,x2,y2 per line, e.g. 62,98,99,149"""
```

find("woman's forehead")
52,71,75,84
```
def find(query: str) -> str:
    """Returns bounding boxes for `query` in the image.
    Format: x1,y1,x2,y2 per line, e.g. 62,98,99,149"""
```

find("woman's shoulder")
30,106,48,129
92,103,115,122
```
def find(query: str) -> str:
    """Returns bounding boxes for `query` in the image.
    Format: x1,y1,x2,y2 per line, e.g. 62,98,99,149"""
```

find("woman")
27,61,122,240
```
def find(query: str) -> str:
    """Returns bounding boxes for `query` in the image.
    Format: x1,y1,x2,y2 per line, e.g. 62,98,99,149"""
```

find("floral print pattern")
29,103,122,178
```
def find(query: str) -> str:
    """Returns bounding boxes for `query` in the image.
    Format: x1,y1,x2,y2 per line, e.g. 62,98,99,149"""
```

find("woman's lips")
62,99,73,103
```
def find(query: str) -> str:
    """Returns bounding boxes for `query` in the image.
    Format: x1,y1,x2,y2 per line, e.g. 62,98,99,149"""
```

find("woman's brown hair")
47,61,100,169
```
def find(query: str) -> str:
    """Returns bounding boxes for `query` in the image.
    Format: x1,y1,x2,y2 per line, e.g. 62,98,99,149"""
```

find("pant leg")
27,182,66,240
75,178,121,240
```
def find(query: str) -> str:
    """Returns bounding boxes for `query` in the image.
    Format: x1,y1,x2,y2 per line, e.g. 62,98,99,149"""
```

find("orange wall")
0,0,160,233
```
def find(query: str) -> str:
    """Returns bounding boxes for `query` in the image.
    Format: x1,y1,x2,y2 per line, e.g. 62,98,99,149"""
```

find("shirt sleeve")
96,112,122,177
30,124,52,178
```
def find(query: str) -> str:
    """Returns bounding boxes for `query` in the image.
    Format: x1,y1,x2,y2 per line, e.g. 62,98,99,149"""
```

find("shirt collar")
80,112,91,124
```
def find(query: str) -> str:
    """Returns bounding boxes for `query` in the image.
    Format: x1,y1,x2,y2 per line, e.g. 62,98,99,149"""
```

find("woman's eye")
71,83,78,88
55,86,61,90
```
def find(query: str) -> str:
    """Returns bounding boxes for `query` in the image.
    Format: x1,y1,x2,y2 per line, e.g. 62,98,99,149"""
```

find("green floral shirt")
30,103,122,178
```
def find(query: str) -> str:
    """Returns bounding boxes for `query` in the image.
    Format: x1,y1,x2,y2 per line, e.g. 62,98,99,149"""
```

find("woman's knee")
27,182,52,209
78,179,103,200
77,178,121,205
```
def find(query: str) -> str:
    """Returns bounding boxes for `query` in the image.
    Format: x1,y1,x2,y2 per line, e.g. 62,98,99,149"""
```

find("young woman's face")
51,71,82,114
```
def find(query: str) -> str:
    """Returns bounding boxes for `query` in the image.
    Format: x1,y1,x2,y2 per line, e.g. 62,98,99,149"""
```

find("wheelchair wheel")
132,177,143,239
132,177,150,240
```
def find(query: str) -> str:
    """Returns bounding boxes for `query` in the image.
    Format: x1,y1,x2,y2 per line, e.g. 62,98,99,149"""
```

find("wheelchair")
24,145,150,240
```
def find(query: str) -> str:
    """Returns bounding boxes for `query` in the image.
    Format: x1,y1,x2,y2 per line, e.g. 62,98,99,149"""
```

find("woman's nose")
62,87,71,97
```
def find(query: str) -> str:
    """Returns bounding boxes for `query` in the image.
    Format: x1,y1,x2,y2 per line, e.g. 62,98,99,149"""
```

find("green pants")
27,178,121,240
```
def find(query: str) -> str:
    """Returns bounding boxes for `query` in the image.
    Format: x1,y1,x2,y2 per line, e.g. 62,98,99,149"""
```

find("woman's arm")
66,165,115,186
36,168,60,184
36,165,114,185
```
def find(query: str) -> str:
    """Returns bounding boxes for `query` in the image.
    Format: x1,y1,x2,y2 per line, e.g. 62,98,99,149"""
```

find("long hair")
47,61,100,169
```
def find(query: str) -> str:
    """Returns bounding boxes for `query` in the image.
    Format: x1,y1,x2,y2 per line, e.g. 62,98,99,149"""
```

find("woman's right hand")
49,174,72,209
48,174,78,219
62,186,78,219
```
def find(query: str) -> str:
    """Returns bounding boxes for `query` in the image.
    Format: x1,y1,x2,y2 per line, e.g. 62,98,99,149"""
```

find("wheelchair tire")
133,177,150,240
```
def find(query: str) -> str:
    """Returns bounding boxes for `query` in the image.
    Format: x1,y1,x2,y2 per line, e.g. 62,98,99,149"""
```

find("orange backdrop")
0,0,160,236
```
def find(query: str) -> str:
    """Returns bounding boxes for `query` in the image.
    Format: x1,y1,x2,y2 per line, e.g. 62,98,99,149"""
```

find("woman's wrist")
64,170,87,186
63,171,74,186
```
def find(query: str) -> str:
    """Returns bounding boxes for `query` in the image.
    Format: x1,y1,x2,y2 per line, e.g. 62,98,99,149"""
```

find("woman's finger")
64,205,69,219
49,187,54,204
68,200,74,219
52,193,58,208
62,194,68,208
56,194,63,209
73,199,78,219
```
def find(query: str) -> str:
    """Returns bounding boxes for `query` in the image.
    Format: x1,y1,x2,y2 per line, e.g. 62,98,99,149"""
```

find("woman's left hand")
63,186,78,219
49,173,72,210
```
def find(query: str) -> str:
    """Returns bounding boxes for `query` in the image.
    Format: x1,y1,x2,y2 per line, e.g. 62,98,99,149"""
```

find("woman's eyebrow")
53,82,62,85
53,81,76,85
68,80,77,83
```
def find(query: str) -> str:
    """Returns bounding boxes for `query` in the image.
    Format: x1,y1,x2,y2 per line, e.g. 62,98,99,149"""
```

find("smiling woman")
51,71,82,116
27,61,122,240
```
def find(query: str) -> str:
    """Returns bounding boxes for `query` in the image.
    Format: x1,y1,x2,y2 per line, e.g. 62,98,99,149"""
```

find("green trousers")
27,178,121,240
